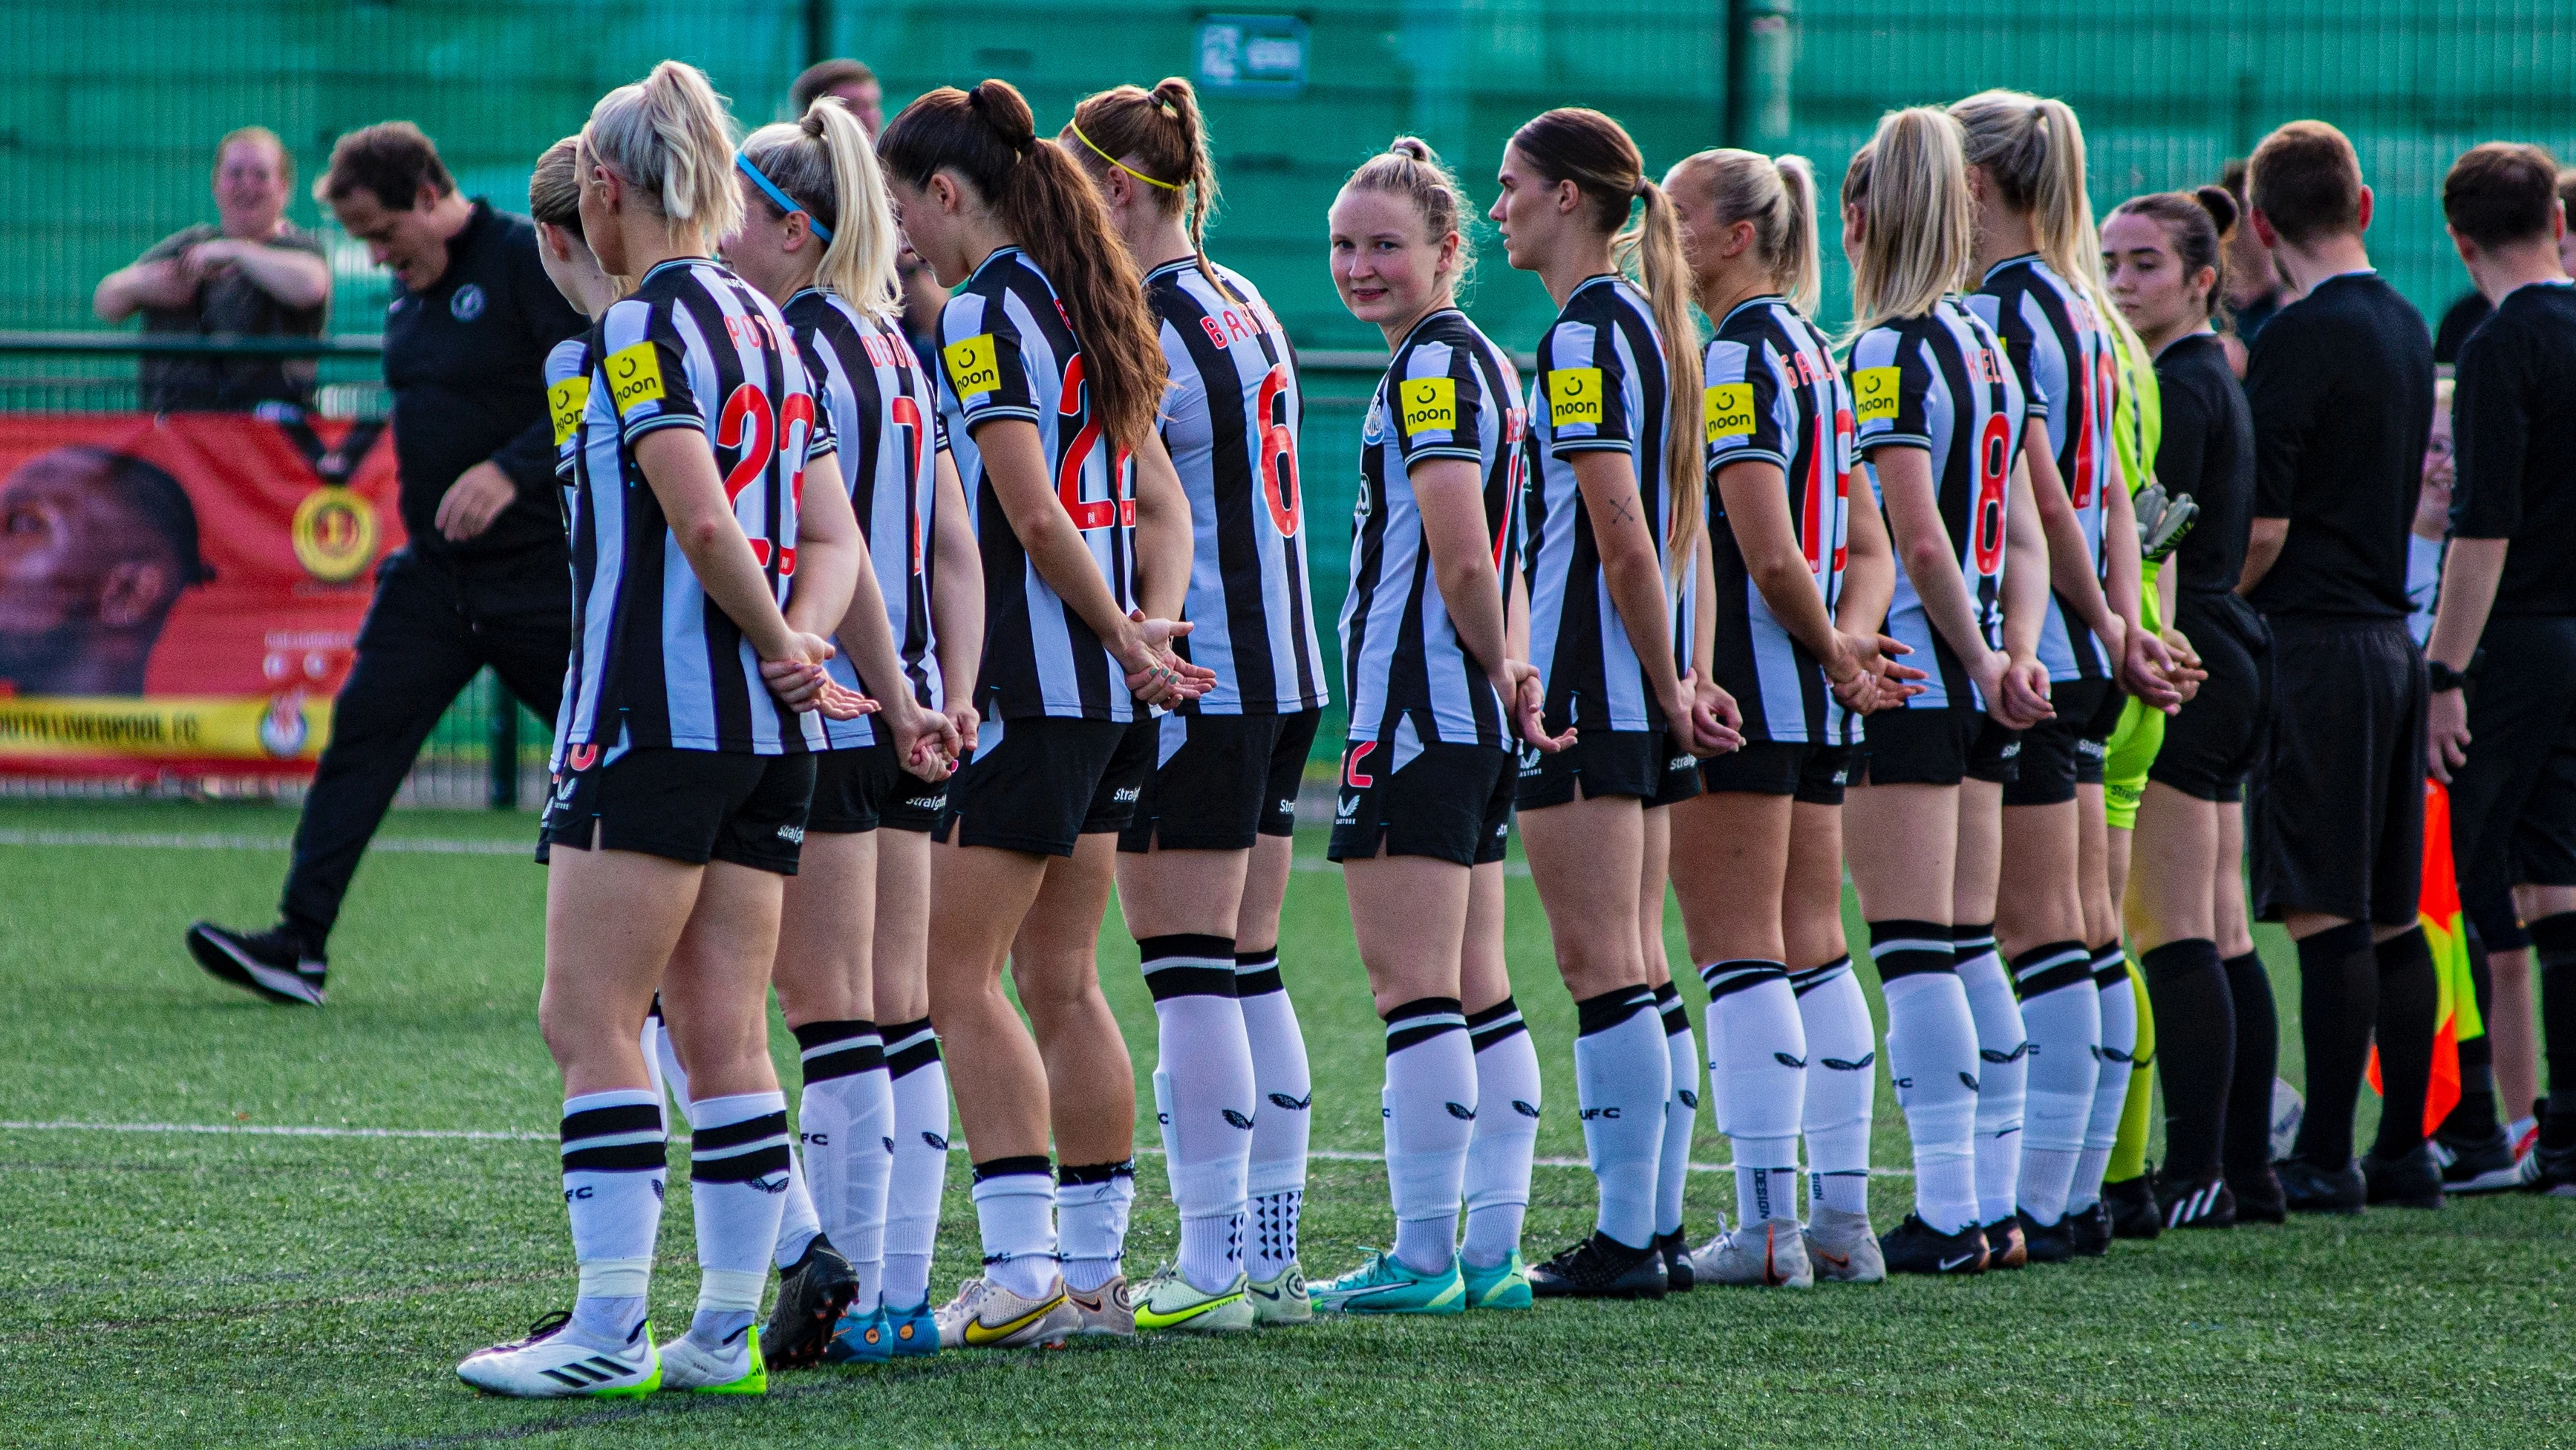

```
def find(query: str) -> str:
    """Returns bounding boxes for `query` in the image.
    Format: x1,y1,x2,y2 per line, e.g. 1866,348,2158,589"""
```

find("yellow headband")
1068,121,1181,192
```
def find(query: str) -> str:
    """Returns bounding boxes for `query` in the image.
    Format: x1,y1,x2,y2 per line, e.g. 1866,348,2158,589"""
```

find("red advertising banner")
0,413,404,778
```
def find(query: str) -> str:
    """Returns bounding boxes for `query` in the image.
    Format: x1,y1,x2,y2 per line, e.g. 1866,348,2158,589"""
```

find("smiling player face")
1328,187,1457,336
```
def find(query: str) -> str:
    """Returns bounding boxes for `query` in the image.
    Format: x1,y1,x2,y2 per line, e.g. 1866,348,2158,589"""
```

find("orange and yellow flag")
2370,781,2485,1134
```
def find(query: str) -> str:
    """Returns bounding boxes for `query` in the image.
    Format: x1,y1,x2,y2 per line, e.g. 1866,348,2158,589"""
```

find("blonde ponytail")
1773,156,1822,316
1952,90,2107,296
1842,107,1975,338
584,59,742,248
1669,148,1822,316
740,97,901,319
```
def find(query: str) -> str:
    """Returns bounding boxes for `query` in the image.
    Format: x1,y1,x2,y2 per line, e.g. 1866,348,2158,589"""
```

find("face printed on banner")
0,447,204,695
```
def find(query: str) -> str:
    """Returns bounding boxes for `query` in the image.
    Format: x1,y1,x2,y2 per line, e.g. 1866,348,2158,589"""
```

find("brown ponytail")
1506,107,1704,573
880,79,1168,452
1066,77,1237,302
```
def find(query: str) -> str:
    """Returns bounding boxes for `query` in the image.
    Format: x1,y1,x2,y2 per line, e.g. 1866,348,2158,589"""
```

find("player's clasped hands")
1121,611,1217,707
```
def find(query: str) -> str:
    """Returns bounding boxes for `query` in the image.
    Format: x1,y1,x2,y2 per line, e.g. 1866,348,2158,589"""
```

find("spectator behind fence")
790,57,884,134
91,127,333,413
182,121,584,1008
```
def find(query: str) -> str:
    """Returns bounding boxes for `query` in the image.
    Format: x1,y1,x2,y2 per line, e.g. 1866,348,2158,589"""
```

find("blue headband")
735,152,831,244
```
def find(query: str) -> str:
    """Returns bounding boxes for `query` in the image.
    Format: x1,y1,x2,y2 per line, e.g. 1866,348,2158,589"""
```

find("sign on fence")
0,413,400,778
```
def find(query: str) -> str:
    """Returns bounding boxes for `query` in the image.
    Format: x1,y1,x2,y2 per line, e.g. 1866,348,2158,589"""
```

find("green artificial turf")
0,797,2566,1448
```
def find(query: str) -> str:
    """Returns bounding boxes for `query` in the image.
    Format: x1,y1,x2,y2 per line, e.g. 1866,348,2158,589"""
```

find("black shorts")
2004,677,2113,807
2249,616,2427,926
1647,733,1704,808
1698,740,1810,798
1118,709,1321,853
1797,743,1853,806
1855,704,2019,788
2152,598,2271,803
808,736,953,834
538,744,815,875
1328,734,1514,867
2448,616,2576,938
1516,721,1664,808
934,715,1135,857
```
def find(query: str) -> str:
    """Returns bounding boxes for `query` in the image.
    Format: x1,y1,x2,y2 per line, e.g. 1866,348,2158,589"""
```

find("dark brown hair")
1507,106,1704,568
314,121,454,212
1067,78,1229,299
792,59,877,117
2110,185,2238,319
2443,142,2563,249
2248,120,2364,247
879,79,1167,452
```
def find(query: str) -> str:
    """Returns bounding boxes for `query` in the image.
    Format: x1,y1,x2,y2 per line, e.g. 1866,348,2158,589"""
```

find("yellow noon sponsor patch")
548,375,590,446
605,341,665,414
1854,365,1902,423
944,333,1001,400
1400,376,1456,436
1703,382,1755,442
1547,367,1603,429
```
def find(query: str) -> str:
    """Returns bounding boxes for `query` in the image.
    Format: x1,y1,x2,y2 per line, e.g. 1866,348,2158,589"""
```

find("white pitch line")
0,829,527,856
0,1119,1911,1175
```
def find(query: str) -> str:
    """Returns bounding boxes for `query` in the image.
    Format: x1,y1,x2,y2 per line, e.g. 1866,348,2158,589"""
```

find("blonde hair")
583,60,742,248
528,136,583,228
1670,148,1823,315
1842,108,1975,336
1340,137,1476,296
1507,107,1706,570
741,97,901,319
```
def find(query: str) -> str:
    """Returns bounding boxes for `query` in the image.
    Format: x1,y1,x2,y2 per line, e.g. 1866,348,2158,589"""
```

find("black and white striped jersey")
1340,307,1526,751
1144,258,1328,715
557,258,832,758
1703,295,1857,744
1848,296,2026,712
787,288,945,750
1519,275,1677,735
1969,254,2117,683
936,246,1140,724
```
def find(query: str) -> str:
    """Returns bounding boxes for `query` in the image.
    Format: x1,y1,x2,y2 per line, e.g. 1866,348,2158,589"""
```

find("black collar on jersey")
1979,251,2042,285
964,244,1027,287
1143,256,1207,283
1386,305,1467,356
636,256,714,287
1716,293,1790,331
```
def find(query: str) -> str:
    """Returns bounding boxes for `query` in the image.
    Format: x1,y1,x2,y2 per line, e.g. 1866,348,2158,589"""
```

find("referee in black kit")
2234,121,2442,1213
186,123,585,1006
2422,143,2576,1197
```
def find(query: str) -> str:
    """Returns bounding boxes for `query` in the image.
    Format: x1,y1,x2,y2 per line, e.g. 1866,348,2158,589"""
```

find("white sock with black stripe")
881,1018,948,1311
1955,924,2026,1226
685,1090,792,1350
1141,934,1254,1295
2012,939,2101,1226
1573,986,1669,1249
1702,961,1806,1226
2073,946,2139,1213
1871,920,1980,1235
560,1088,667,1350
1654,983,1701,1238
1383,997,1476,1275
792,1020,893,1313
1791,957,1877,1216
1237,948,1312,1281
1462,997,1541,1268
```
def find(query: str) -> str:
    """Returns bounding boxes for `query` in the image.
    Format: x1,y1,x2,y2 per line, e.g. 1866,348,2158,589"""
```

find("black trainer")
763,1233,858,1368
1654,1229,1695,1292
2359,1143,2446,1210
1983,1217,2026,1269
2276,1156,2366,1215
185,921,327,1005
2067,1199,2112,1257
2101,1175,2162,1240
2228,1165,2287,1223
2012,1209,2073,1264
2433,1125,2528,1194
2155,1172,2237,1229
1879,1213,1986,1276
2534,1139,2576,1197
1528,1230,1668,1299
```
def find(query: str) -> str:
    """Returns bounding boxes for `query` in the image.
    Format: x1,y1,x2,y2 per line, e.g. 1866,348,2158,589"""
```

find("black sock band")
560,1102,668,1173
1952,921,1998,958
1790,955,1853,995
1138,933,1239,1001
2091,942,2130,990
691,1110,792,1183
2011,939,2096,999
1384,997,1467,1053
1057,1159,1135,1186
883,1017,942,1079
1234,946,1285,998
1576,985,1657,1036
792,1019,884,1082
1467,996,1528,1052
1868,920,1954,981
1698,959,1787,1002
972,1154,1053,1183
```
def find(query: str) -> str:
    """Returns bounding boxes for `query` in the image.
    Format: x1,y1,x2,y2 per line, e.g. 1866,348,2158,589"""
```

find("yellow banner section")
0,695,335,762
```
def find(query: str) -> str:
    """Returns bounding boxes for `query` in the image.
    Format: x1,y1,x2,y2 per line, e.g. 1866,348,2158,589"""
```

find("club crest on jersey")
944,333,1001,400
606,342,665,414
1854,365,1901,423
1704,381,1755,442
1400,377,1455,436
1547,367,1602,429
548,375,590,446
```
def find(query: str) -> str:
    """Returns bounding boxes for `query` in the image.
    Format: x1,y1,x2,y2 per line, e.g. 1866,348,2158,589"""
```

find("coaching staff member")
2234,120,2441,1213
185,123,584,1007
2423,143,2576,1197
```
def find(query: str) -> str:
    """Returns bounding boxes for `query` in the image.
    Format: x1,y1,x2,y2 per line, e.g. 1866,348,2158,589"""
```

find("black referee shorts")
2004,677,2113,807
1328,733,1514,867
538,744,815,875
1854,703,2019,788
2448,616,2576,941
1117,709,1320,854
934,715,1135,858
2249,616,2426,926
808,735,954,835
2151,599,2271,803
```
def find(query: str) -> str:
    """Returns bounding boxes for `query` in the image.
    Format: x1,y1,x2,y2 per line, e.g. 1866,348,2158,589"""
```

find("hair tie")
1068,120,1180,190
735,152,831,243
1631,178,1650,199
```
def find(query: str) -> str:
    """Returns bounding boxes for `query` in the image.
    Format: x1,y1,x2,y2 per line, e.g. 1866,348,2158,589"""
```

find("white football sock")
1462,998,1541,1269
969,1162,1058,1300
1383,998,1476,1275
882,1019,949,1310
775,1145,823,1270
647,1004,690,1111
1055,1162,1135,1294
1654,984,1700,1238
1955,928,2027,1226
2010,941,2100,1226
1702,962,1806,1226
1793,957,1878,1217
792,1020,891,1312
2073,950,2139,1212
1573,986,1669,1249
1871,920,1979,1235
685,1091,792,1350
561,1088,665,1350
1141,935,1255,1295
1238,949,1313,1277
